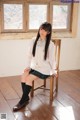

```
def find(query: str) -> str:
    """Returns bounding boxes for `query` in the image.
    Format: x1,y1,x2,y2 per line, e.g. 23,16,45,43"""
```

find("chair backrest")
51,39,61,72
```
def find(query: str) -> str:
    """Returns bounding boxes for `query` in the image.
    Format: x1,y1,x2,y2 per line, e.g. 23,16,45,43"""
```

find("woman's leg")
20,70,30,94
25,74,39,86
19,74,38,105
13,71,39,111
21,70,39,85
20,70,38,94
21,70,30,83
20,74,39,100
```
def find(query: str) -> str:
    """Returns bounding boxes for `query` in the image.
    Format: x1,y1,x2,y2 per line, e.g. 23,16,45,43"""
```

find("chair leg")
30,80,34,97
44,79,46,88
50,76,54,101
56,77,58,93
56,73,59,93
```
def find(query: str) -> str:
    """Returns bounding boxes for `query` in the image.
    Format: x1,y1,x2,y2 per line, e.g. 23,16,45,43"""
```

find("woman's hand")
52,70,58,77
24,68,30,72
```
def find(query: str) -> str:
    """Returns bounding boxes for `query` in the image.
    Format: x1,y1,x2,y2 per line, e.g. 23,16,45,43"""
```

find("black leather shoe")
13,97,29,112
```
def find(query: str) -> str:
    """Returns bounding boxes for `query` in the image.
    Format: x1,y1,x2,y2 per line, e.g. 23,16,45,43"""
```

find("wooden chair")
30,39,61,101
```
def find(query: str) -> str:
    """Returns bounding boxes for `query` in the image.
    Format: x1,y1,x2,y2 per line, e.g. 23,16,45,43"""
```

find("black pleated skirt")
29,69,50,79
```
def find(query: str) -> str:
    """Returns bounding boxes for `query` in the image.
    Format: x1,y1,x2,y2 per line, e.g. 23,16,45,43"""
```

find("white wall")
0,40,31,76
60,38,80,71
0,5,80,77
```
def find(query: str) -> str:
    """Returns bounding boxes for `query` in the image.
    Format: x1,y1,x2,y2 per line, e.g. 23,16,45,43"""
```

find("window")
52,5,68,29
1,1,26,32
3,4,23,30
29,4,47,29
50,1,71,31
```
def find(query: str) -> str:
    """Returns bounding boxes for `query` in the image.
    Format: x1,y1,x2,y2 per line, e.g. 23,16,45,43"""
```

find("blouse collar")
38,37,46,42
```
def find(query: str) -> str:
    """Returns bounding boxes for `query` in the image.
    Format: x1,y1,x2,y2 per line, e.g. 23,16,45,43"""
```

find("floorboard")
0,70,80,120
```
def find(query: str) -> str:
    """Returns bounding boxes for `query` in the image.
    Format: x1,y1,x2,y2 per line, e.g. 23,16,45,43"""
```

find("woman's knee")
25,74,38,82
21,71,29,82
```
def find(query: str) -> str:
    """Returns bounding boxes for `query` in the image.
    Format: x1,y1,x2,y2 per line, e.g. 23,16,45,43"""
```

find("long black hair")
32,22,52,60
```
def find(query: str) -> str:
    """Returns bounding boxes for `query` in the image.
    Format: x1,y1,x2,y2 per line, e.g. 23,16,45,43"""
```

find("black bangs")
40,22,52,32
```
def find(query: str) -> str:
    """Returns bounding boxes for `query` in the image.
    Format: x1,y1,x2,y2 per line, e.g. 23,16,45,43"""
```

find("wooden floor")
0,70,80,120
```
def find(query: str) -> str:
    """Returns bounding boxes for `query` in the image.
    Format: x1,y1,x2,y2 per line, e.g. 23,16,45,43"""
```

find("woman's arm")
48,41,57,75
26,46,32,69
25,39,35,71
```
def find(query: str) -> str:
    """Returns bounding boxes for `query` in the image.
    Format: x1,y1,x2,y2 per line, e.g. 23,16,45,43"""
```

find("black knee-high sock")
19,84,32,104
21,82,25,92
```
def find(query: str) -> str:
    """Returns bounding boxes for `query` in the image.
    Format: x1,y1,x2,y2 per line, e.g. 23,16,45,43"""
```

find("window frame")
50,1,72,32
1,0,26,33
27,2,49,32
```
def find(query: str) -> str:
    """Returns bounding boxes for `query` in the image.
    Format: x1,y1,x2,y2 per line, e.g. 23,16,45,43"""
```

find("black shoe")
13,97,29,112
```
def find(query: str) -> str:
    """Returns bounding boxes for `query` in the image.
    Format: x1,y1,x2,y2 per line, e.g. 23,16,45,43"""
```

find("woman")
13,22,56,111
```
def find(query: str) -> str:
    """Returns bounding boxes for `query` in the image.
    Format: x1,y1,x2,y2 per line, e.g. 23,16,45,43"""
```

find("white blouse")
26,38,56,75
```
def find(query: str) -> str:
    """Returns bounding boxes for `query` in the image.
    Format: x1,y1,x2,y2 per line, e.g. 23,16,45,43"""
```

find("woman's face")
39,28,49,39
